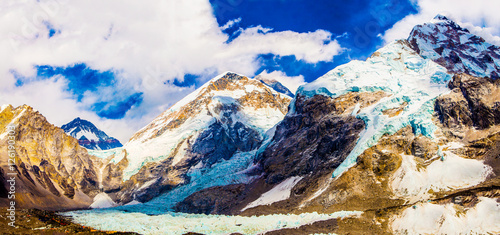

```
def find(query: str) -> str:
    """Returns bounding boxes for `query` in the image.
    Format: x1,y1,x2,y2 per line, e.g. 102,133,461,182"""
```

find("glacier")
115,123,278,214
295,40,452,178
63,210,362,235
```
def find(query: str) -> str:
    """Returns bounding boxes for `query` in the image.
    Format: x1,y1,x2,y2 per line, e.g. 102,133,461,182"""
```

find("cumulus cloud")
256,70,306,94
0,0,343,142
382,0,500,45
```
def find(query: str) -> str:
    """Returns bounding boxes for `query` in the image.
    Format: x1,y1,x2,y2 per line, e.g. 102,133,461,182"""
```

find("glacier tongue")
63,210,361,235
297,40,452,178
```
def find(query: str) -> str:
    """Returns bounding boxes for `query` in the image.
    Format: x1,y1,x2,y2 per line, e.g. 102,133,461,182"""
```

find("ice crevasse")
295,40,452,178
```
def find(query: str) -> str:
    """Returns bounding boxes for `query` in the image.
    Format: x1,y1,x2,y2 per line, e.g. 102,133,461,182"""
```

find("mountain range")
1,15,499,234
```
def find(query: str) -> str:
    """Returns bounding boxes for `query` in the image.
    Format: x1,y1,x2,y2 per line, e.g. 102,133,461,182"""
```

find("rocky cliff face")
62,118,122,150
436,73,500,129
0,105,102,210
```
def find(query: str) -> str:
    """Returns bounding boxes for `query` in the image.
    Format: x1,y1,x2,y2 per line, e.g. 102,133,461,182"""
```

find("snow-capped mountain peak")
62,117,122,150
408,14,500,78
128,72,291,144
86,71,292,205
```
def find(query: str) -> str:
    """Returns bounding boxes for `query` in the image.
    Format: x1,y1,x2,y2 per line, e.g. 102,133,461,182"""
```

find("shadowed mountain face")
257,76,295,98
62,118,122,150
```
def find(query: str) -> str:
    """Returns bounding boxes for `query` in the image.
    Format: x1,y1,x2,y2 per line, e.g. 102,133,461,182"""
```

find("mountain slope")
173,16,500,234
62,118,122,150
177,39,454,213
0,105,102,210
90,72,292,206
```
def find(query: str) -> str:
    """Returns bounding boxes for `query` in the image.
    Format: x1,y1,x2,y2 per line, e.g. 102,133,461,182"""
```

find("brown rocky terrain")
0,105,102,210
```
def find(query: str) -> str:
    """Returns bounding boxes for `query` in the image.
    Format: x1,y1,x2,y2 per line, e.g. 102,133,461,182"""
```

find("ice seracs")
64,210,362,235
297,40,452,178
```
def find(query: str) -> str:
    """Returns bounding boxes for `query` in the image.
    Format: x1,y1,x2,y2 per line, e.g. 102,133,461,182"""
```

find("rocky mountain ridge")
257,76,295,98
408,14,500,79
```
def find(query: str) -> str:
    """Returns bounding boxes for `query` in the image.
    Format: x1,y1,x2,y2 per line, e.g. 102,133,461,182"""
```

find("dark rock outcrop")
260,94,366,184
436,73,500,129
174,184,246,215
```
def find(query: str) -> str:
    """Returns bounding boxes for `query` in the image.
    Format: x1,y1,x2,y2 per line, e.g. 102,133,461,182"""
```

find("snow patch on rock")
242,176,303,211
391,152,492,203
90,193,117,209
392,197,500,234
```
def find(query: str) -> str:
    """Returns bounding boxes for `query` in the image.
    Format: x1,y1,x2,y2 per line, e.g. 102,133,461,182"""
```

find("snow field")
391,153,492,203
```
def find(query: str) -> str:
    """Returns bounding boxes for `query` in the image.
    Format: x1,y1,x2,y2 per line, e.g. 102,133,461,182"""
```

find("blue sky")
212,0,417,80
1,0,498,141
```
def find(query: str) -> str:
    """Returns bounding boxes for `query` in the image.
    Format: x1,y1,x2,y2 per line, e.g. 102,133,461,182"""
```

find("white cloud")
256,70,305,94
1,77,150,143
382,0,500,45
220,18,242,30
0,0,343,142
